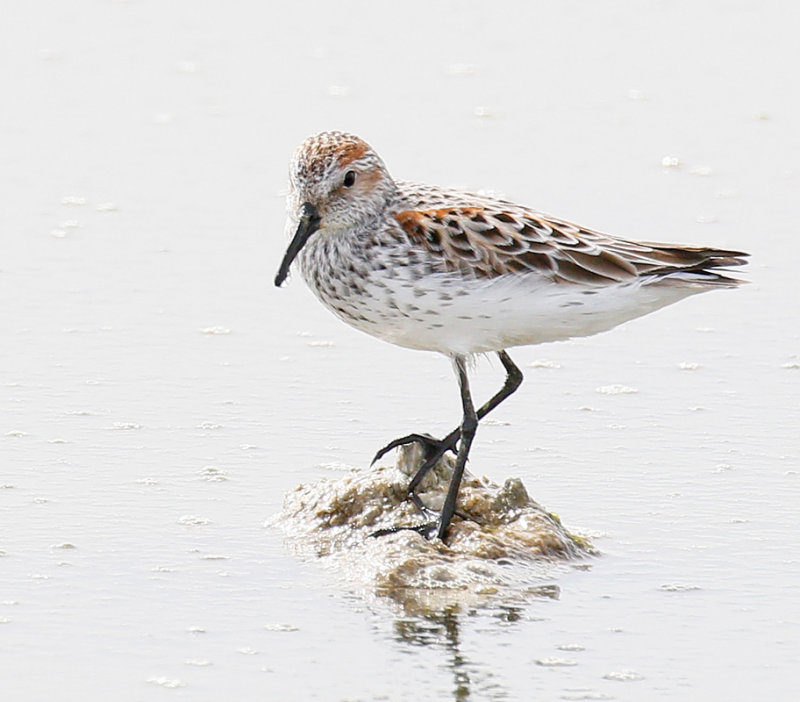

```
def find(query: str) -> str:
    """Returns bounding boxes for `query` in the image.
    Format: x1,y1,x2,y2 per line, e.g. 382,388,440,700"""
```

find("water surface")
1,1,798,700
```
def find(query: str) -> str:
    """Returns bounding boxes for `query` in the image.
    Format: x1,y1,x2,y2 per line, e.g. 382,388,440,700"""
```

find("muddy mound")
274,444,594,614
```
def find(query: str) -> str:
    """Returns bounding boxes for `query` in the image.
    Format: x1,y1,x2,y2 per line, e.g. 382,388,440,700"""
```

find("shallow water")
2,0,799,700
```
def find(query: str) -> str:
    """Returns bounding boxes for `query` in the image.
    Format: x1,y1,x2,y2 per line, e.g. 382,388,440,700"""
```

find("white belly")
314,267,707,356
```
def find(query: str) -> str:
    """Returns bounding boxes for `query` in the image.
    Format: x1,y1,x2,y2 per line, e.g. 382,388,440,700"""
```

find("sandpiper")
275,131,748,541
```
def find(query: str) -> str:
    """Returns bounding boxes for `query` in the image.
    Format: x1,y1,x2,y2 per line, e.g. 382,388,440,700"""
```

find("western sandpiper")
275,131,748,541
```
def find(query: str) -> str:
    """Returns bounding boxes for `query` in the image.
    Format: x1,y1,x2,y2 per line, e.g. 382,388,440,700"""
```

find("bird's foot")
370,522,440,540
375,431,458,516
370,429,474,541
371,431,459,468
370,500,477,541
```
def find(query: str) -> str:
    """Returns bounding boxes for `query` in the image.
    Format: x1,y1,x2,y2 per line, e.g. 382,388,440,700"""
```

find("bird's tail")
645,245,749,287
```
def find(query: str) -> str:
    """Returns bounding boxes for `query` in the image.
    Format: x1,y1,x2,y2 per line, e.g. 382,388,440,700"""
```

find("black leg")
437,354,478,540
369,351,524,541
403,351,523,499
373,351,522,462
476,351,523,420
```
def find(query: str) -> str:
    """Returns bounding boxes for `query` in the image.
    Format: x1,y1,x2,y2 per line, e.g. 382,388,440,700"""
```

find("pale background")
1,1,798,700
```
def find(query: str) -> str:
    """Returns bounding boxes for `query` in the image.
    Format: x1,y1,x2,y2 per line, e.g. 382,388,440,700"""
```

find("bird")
274,130,748,542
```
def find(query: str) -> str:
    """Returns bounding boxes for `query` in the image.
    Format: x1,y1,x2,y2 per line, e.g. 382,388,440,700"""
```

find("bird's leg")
476,351,524,422
436,354,478,540
370,354,477,541
371,351,523,511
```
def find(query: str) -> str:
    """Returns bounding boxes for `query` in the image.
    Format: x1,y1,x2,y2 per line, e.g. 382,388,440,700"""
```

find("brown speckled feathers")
396,206,747,285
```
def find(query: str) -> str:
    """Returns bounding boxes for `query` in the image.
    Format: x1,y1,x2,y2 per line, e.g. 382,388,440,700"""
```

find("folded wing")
395,206,748,286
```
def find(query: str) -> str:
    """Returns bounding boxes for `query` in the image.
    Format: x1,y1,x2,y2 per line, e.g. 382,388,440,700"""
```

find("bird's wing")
394,206,748,285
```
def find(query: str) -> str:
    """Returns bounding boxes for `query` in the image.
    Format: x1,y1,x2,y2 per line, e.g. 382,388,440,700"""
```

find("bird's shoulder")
389,182,643,284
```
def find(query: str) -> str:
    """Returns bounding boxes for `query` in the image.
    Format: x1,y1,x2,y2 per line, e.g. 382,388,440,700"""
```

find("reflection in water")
392,587,559,700
395,606,475,701
277,441,588,698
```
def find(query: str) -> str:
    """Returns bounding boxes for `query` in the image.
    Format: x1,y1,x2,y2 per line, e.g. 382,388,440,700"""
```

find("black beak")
274,202,321,287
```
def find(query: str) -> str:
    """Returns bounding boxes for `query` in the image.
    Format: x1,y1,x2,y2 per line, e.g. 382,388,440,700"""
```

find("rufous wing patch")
395,208,563,279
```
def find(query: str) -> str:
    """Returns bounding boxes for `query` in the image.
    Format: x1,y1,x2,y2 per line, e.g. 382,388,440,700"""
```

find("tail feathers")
661,269,747,288
645,246,749,287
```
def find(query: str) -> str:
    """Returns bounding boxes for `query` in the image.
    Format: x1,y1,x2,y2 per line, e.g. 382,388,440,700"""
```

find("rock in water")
273,444,594,615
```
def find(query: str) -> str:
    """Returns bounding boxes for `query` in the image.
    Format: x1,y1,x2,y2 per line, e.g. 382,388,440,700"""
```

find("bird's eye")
343,170,357,188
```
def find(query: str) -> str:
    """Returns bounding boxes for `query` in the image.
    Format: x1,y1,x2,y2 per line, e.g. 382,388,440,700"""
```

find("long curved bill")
274,202,321,287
